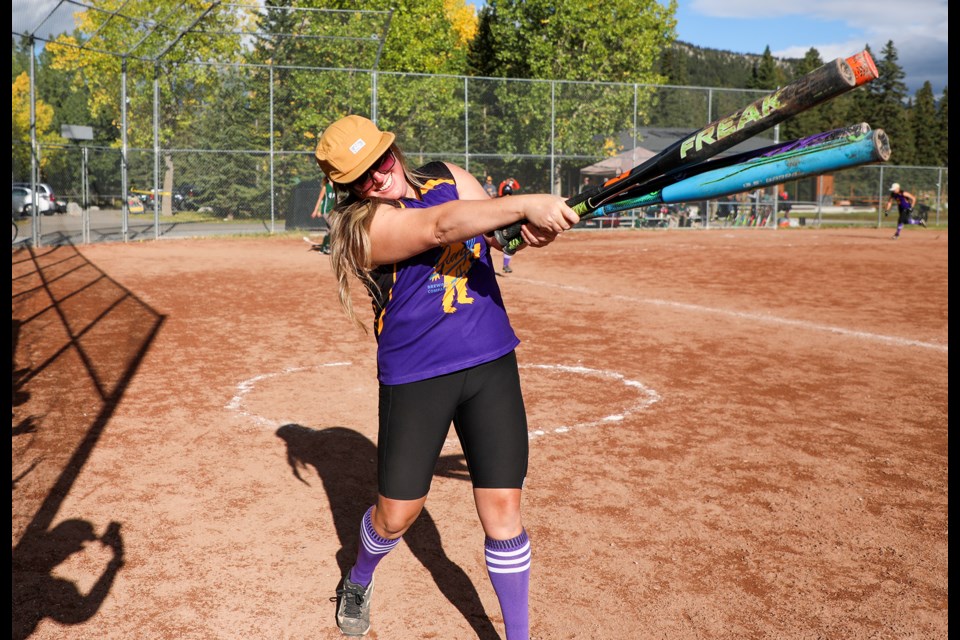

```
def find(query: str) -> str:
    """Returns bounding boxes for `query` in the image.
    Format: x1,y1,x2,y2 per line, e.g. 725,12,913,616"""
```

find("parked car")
11,185,55,216
12,182,65,213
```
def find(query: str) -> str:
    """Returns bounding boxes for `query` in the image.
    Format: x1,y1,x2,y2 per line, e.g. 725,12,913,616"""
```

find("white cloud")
689,0,948,94
12,0,83,40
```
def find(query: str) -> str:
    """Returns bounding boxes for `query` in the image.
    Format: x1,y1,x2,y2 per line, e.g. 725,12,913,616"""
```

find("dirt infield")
12,227,947,640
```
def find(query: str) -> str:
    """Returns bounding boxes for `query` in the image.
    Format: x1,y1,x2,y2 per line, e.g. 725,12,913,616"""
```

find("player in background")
483,175,498,199
314,115,578,639
310,174,337,253
884,182,923,239
499,180,517,273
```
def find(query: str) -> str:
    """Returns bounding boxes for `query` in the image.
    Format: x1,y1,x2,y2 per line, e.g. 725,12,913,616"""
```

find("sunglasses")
349,150,397,192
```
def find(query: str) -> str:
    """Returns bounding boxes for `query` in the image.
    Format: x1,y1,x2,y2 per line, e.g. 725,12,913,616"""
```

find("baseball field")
12,227,947,639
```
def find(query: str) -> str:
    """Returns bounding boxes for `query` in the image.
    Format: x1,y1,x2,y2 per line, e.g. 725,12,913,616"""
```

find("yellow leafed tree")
12,72,60,176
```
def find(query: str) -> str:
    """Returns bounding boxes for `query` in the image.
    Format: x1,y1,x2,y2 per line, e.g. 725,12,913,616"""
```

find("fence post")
28,36,42,247
772,124,780,229
817,175,823,226
269,65,275,233
936,167,943,225
550,80,556,195
877,165,885,228
153,63,161,239
121,58,129,242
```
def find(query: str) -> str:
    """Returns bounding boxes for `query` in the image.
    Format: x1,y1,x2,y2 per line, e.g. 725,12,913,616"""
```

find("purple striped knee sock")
485,529,531,640
349,506,401,587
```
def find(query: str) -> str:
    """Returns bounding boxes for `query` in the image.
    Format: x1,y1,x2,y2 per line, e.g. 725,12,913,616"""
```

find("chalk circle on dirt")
226,362,660,444
512,363,661,445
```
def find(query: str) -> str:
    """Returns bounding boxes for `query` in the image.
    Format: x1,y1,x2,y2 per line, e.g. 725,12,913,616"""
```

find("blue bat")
496,126,889,252
588,128,889,217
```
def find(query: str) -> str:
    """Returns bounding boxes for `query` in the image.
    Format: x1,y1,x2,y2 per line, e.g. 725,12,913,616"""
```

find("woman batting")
314,115,578,638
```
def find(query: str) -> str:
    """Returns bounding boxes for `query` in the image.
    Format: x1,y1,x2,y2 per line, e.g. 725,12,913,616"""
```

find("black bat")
576,128,890,220
495,50,878,254
585,122,871,214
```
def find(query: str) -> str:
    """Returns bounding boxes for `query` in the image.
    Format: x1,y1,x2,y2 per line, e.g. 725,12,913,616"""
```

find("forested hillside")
655,41,947,167
658,41,792,89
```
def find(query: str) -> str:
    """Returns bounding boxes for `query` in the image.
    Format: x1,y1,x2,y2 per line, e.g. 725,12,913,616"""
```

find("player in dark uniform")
314,115,578,639
884,182,923,239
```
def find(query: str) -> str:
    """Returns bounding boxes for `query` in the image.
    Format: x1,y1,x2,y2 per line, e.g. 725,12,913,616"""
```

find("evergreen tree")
12,37,31,82
849,44,877,124
936,87,948,166
870,41,912,164
780,48,833,141
911,81,939,166
466,6,498,78
650,44,704,128
748,46,783,91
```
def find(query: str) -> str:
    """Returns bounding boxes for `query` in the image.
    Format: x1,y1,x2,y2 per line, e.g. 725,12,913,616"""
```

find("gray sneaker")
336,571,374,636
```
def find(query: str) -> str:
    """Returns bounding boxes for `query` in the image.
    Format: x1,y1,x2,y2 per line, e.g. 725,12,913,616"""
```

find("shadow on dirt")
277,424,501,640
11,242,164,639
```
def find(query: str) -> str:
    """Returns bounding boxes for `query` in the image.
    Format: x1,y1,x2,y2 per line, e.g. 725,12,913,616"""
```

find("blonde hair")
328,145,426,331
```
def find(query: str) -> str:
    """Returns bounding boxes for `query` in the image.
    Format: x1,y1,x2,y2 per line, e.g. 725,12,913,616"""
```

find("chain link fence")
13,60,948,247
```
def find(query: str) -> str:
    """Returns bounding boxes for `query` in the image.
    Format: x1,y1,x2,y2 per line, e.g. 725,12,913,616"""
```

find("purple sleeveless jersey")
367,162,519,385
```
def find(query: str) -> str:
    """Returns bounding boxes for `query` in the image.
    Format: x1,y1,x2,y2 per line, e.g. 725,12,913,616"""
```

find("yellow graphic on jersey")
430,240,481,313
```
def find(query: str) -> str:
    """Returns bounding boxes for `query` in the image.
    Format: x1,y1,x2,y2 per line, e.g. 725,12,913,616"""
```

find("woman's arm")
367,193,576,265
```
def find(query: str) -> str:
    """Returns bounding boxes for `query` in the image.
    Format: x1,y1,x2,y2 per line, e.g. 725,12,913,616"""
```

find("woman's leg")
349,373,460,585
337,376,458,636
476,488,530,640
453,352,531,640
348,495,427,587
474,488,522,539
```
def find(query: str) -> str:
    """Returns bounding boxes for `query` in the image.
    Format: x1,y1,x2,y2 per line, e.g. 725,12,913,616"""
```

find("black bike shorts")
377,350,528,500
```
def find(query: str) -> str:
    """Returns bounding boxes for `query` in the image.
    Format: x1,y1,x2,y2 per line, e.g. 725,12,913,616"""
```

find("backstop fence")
13,54,948,247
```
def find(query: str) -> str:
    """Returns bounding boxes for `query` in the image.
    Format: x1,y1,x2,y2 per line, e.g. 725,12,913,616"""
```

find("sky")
14,0,947,96
670,0,948,96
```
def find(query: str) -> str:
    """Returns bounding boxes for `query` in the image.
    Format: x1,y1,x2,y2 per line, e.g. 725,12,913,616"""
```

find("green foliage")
16,0,946,214
869,41,912,163
12,38,31,82
936,88,948,166
45,0,251,149
657,40,945,168
480,0,675,83
664,42,755,88
464,0,677,187
749,47,784,90
911,82,940,166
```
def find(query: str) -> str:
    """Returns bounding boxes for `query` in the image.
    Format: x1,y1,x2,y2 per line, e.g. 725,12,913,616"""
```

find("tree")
482,0,675,83
46,0,250,150
748,46,784,91
466,5,497,78
780,49,828,141
466,0,677,191
649,43,707,128
12,37,31,82
869,41,912,164
12,72,59,180
911,81,939,166
936,87,948,167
